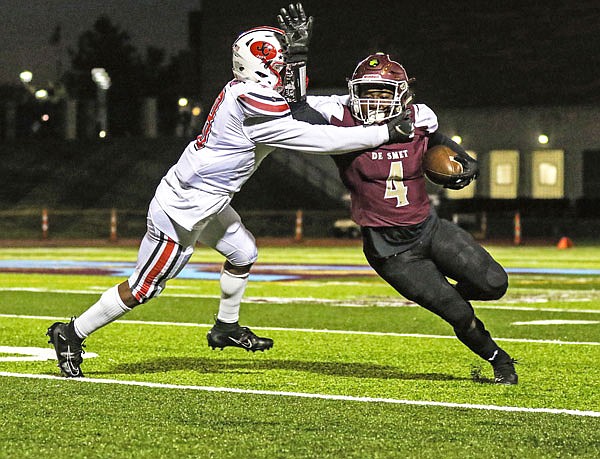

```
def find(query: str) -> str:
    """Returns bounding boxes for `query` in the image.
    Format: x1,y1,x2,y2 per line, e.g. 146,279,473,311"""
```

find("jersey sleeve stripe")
246,92,286,103
238,94,290,116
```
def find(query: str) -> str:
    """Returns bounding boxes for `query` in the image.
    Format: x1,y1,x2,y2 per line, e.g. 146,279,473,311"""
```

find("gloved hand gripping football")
443,154,479,190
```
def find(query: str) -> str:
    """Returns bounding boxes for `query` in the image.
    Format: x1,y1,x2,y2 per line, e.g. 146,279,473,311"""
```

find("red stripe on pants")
134,237,176,301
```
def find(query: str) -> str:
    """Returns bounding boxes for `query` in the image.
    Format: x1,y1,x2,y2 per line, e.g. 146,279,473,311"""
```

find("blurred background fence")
0,208,352,241
1,206,598,244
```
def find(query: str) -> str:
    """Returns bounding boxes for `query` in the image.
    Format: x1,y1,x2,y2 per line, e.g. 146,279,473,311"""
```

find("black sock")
488,348,512,366
454,318,501,361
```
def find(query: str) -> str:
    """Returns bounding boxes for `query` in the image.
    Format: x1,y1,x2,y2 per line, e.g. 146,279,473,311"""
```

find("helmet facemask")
349,80,410,124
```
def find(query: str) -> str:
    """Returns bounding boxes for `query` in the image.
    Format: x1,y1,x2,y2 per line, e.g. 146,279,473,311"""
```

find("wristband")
282,62,307,103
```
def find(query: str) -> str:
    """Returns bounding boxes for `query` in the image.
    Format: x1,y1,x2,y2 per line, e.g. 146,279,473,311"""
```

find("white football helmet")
232,26,286,91
349,53,414,124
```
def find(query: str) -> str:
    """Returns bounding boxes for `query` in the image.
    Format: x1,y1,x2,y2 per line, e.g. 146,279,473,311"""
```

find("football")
422,145,463,185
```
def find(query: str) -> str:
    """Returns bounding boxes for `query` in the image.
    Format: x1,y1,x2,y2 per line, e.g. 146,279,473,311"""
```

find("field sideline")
1,244,599,458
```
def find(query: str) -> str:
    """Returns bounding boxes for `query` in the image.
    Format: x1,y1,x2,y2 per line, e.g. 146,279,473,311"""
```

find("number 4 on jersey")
384,161,409,207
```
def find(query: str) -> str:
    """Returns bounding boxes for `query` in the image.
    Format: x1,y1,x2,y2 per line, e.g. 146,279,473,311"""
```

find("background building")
0,1,598,241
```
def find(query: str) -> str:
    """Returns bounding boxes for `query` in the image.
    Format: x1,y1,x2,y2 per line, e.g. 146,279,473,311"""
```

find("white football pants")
128,197,258,303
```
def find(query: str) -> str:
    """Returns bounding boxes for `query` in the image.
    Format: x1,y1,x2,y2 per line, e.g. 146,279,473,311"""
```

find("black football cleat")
207,321,273,352
46,319,85,378
492,358,518,385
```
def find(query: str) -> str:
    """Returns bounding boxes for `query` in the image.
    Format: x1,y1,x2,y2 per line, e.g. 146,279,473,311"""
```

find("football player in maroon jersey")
278,5,517,384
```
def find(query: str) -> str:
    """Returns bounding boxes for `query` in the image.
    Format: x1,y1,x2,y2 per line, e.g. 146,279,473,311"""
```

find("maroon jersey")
331,105,431,227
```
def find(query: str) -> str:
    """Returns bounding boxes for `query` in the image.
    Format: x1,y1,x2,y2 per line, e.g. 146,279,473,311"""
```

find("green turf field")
1,244,599,458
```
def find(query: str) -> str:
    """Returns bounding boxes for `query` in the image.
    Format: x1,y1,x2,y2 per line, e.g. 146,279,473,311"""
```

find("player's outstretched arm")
244,114,389,155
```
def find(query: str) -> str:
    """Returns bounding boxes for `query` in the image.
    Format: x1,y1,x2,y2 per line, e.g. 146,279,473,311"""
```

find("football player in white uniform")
47,25,415,377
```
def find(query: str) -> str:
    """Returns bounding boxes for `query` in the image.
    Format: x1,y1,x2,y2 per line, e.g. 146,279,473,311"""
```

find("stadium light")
91,68,111,90
91,68,111,137
19,71,33,83
34,89,48,100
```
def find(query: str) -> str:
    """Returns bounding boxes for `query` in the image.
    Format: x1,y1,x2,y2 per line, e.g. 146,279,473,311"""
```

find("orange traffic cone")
557,236,573,249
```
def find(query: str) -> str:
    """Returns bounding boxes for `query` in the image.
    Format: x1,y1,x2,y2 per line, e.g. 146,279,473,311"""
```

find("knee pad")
457,262,508,301
218,222,258,267
484,264,509,299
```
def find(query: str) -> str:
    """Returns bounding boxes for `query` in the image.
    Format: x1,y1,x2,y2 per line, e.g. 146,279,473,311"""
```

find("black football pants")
365,218,509,361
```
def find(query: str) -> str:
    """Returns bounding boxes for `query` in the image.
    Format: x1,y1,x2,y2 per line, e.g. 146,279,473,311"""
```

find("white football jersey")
155,80,389,231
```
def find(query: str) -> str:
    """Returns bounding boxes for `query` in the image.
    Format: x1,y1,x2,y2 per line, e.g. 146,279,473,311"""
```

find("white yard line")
512,320,600,325
0,371,598,418
1,313,599,346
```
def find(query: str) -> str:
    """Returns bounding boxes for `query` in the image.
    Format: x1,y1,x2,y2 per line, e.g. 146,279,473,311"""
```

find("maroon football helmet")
348,53,414,124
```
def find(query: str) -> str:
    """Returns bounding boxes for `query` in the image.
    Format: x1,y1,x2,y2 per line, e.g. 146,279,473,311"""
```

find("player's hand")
277,3,313,59
443,154,479,189
386,109,414,143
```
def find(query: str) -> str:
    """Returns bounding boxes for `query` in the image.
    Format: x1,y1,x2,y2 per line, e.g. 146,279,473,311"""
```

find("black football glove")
386,109,414,143
443,154,479,190
277,3,313,63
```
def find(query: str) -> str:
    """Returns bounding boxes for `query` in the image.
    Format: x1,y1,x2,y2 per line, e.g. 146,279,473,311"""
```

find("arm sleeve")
413,104,438,133
242,114,388,155
305,95,348,123
289,100,329,125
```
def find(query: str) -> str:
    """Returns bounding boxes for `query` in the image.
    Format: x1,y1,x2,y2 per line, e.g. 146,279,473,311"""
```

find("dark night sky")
196,0,600,107
0,0,195,85
2,0,599,108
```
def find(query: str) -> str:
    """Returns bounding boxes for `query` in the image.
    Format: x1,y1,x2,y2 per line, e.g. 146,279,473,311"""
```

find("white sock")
73,285,131,338
216,269,249,323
